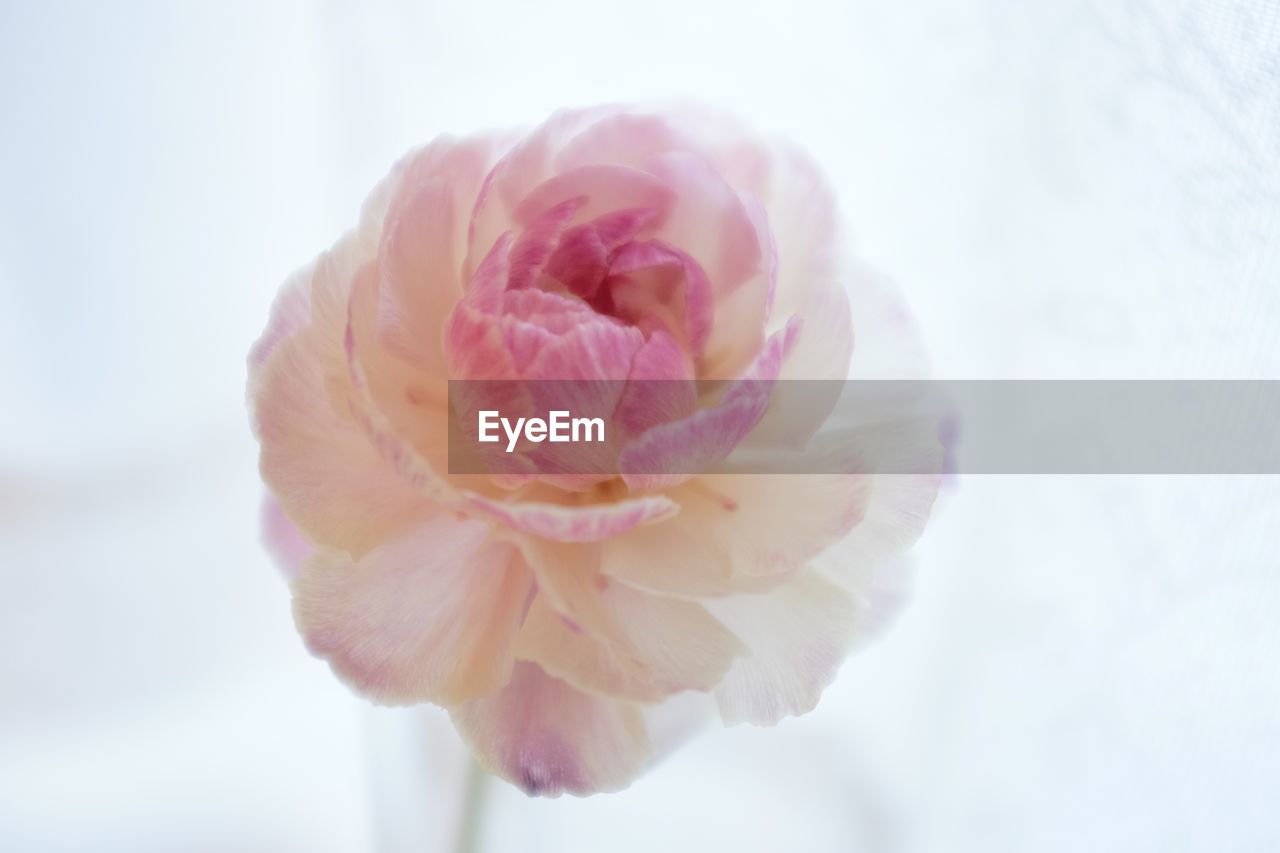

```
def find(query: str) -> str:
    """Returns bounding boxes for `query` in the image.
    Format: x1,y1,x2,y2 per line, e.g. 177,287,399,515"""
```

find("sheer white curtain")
2,1,1278,850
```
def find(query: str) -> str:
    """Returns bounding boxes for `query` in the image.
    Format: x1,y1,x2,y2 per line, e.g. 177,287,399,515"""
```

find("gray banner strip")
446,381,1280,475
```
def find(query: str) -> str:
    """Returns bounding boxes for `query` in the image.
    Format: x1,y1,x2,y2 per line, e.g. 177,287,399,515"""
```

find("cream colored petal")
514,539,742,703
249,225,442,555
464,493,677,542
845,259,931,380
345,265,456,490
253,312,439,554
601,473,872,597
755,144,841,323
376,135,504,377
292,515,532,706
247,261,312,374
814,473,940,593
706,568,860,726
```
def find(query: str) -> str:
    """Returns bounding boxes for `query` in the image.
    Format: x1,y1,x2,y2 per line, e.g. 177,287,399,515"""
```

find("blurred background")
2,1,1278,850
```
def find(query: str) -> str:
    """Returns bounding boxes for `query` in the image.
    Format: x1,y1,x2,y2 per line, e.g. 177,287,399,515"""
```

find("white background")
2,1,1278,850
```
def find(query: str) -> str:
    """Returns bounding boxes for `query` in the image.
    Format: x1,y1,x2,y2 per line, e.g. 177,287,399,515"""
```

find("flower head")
248,104,938,796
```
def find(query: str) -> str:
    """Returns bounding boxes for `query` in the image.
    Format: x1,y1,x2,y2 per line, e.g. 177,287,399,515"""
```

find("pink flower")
248,104,938,796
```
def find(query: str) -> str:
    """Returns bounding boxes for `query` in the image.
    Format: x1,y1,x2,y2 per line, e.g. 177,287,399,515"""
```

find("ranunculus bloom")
248,104,939,796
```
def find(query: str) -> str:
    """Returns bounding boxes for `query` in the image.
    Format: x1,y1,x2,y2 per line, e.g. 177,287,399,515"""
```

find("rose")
248,103,938,796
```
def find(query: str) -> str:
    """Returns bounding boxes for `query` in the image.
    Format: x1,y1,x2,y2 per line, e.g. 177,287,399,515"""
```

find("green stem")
454,758,489,853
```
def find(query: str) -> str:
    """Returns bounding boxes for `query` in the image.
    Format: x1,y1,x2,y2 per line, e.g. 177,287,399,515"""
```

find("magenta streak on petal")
522,314,646,382
462,232,516,314
545,207,660,299
590,206,661,247
507,197,586,290
464,111,631,279
615,395,764,492
497,290,600,369
612,329,697,440
464,145,512,277
491,289,613,371
617,316,800,490
503,287,597,323
443,303,520,381
497,314,562,372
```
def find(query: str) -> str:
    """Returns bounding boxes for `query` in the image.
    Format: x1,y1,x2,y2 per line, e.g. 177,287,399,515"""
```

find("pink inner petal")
617,317,800,490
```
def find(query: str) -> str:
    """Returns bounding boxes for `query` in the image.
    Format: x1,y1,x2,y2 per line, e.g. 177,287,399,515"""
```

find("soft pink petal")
465,106,619,280
645,150,762,295
616,394,763,492
740,192,779,317
512,164,675,234
447,292,616,485
521,313,645,382
376,179,460,377
450,661,650,797
464,493,678,542
641,152,774,378
607,240,713,355
612,329,697,440
553,111,690,173
498,314,570,373
501,287,597,326
545,207,661,298
381,133,514,260
453,233,646,384
443,300,521,381
705,569,860,725
251,244,439,555
744,282,854,449
507,197,585,291
751,142,840,321
292,515,532,706
617,318,798,490
584,206,663,248
458,314,643,486
655,125,840,326
371,134,511,375
458,231,515,315
553,104,780,225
